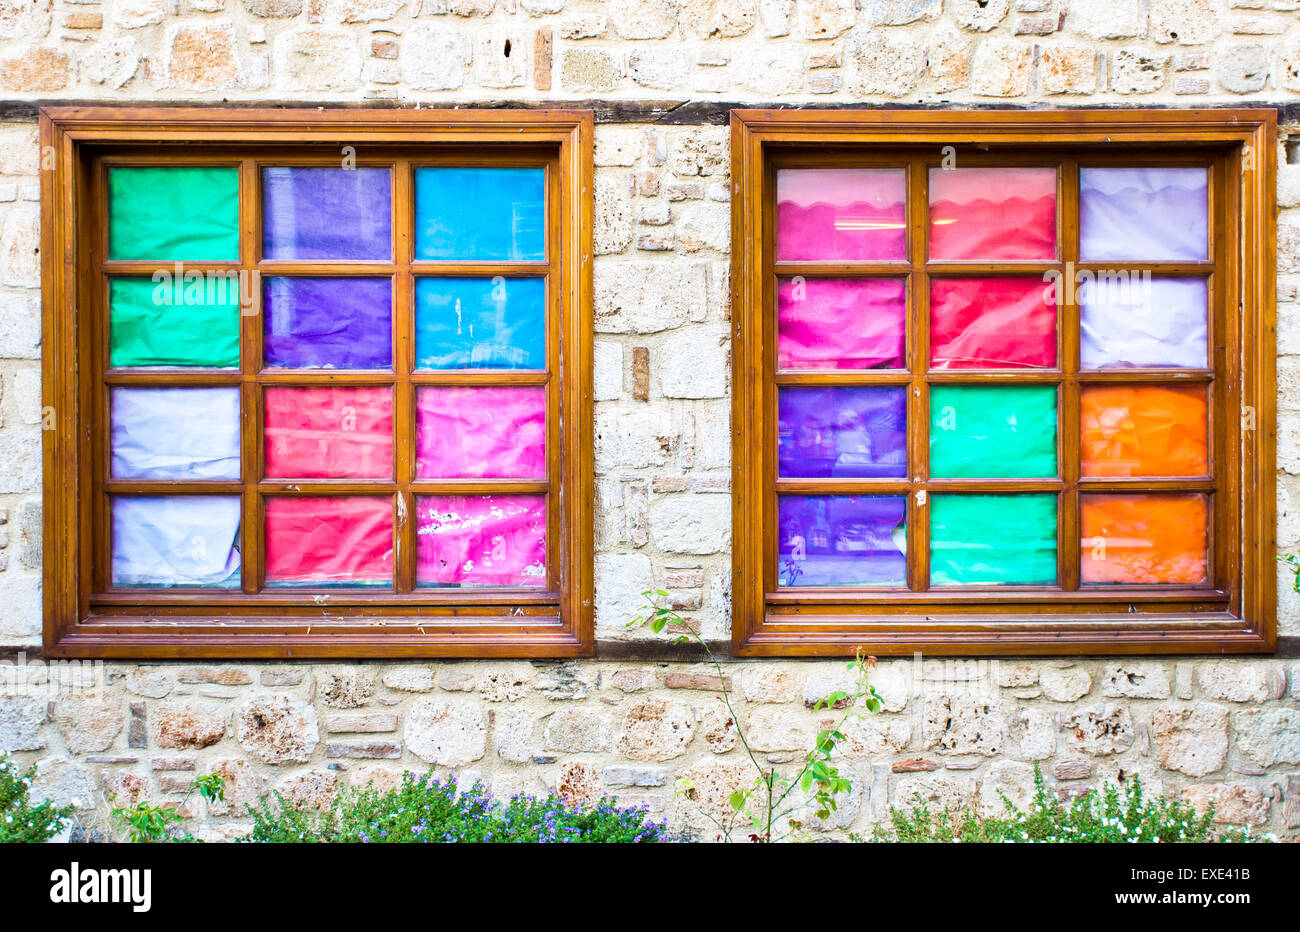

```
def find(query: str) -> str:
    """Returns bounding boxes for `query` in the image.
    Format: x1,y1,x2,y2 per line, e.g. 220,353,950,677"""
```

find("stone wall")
2,0,1300,840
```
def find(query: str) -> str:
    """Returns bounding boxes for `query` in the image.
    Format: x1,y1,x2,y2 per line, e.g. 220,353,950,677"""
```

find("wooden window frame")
40,107,595,659
730,108,1277,657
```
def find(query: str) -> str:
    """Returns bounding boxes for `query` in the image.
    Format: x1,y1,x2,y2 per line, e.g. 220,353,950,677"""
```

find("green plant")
867,762,1266,843
0,754,74,843
1279,553,1300,593
111,771,226,843
630,589,883,843
246,771,665,843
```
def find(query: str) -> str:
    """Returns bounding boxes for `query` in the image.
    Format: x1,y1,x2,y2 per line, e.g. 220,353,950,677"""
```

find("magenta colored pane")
930,278,1057,369
265,496,393,587
929,167,1057,261
779,387,906,478
416,495,546,588
264,386,392,479
416,387,545,479
775,169,906,261
777,277,906,370
1080,168,1207,262
778,495,906,587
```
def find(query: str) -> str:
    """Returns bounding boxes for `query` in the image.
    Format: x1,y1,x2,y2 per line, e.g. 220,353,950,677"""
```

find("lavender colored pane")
1080,168,1207,261
778,387,907,478
264,278,392,369
778,495,906,587
776,169,906,262
1080,277,1207,368
262,167,391,261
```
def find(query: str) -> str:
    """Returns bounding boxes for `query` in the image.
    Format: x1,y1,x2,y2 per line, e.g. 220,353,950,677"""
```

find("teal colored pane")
929,385,1057,478
414,167,545,261
109,167,240,261
109,277,240,368
931,494,1057,586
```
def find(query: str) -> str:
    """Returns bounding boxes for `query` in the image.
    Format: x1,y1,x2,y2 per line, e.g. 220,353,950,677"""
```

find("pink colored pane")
264,386,392,479
930,278,1057,369
777,277,906,370
416,387,545,479
776,169,906,262
928,167,1057,261
417,495,546,588
265,496,393,587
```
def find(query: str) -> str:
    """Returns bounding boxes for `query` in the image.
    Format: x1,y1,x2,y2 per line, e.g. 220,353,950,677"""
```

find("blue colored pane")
414,167,545,261
415,277,545,370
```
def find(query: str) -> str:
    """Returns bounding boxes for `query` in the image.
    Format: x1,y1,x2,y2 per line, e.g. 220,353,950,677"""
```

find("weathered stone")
404,698,487,766
1151,702,1229,777
402,25,471,90
738,667,798,704
556,760,601,806
1149,0,1220,46
1055,760,1092,780
893,774,974,813
1196,661,1284,702
349,764,405,792
1101,663,1172,699
54,697,123,753
0,0,50,38
682,0,754,37
1183,782,1270,826
595,173,633,255
595,260,704,334
649,494,729,554
610,0,678,38
479,665,532,702
927,23,969,91
1111,48,1168,93
922,695,1006,756
153,702,227,750
602,763,667,786
1064,703,1134,756
495,708,535,762
330,0,401,20
892,758,937,772
324,740,400,759
322,712,398,734
318,670,375,708
609,668,656,693
1067,0,1145,39
535,661,594,701
475,27,528,88
847,31,923,96
702,699,737,753
544,709,614,752
235,694,319,764
951,0,1008,31
1232,708,1300,767
1040,43,1096,94
106,771,150,808
839,716,912,758
560,48,621,91
1217,41,1269,93
382,666,435,693
177,666,252,686
240,0,302,16
1040,665,1091,702
126,667,173,699
0,204,39,289
628,47,690,90
82,37,139,88
798,0,854,39
595,552,654,630
978,760,1035,817
675,756,750,831
617,698,694,761
275,769,339,810
996,663,1038,688
747,708,811,752
0,696,46,751
206,758,265,816
274,25,361,91
112,0,167,29
164,23,242,91
734,46,804,95
31,757,94,809
863,0,939,25
970,37,1032,96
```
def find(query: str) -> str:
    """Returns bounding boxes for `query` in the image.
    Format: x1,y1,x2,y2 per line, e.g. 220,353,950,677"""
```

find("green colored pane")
929,385,1057,477
931,494,1057,586
109,277,240,368
109,167,240,261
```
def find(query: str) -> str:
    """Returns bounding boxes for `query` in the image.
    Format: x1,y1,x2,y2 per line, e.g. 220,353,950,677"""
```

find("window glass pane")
1081,493,1208,584
112,387,240,480
109,166,239,261
110,277,240,368
414,276,544,369
1080,167,1207,261
928,167,1057,261
929,385,1057,478
417,387,545,479
262,167,392,261
263,277,392,370
265,496,393,588
264,386,392,479
777,277,905,370
1081,385,1208,477
777,495,906,587
1080,277,1207,369
778,387,906,478
415,167,545,261
112,496,241,588
775,169,906,261
930,277,1056,369
931,494,1057,586
416,495,546,588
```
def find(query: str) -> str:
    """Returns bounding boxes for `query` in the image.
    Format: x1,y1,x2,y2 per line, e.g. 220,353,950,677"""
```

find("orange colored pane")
1080,494,1208,585
1080,384,1207,477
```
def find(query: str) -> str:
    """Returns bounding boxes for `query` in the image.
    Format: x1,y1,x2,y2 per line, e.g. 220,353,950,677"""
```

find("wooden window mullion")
1060,158,1082,592
907,157,930,592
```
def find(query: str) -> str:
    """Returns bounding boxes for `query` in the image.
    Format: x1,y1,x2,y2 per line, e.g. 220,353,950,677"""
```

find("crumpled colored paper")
1081,493,1207,584
1080,277,1207,369
262,167,392,261
930,494,1057,586
777,277,906,369
264,277,392,370
1080,167,1207,261
775,169,907,261
416,496,546,588
1081,385,1207,477
415,167,545,261
112,387,241,480
264,496,394,586
930,277,1056,369
417,387,545,479
264,386,393,479
777,495,906,587
778,386,906,478
109,166,240,261
110,277,240,369
928,167,1057,261
415,277,545,370
929,385,1058,478
112,495,241,588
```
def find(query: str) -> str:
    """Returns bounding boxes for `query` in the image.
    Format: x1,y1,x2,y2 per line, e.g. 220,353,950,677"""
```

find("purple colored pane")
262,167,392,261
778,495,907,588
778,387,907,478
775,169,907,262
777,277,906,370
1080,168,1207,261
263,277,392,369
